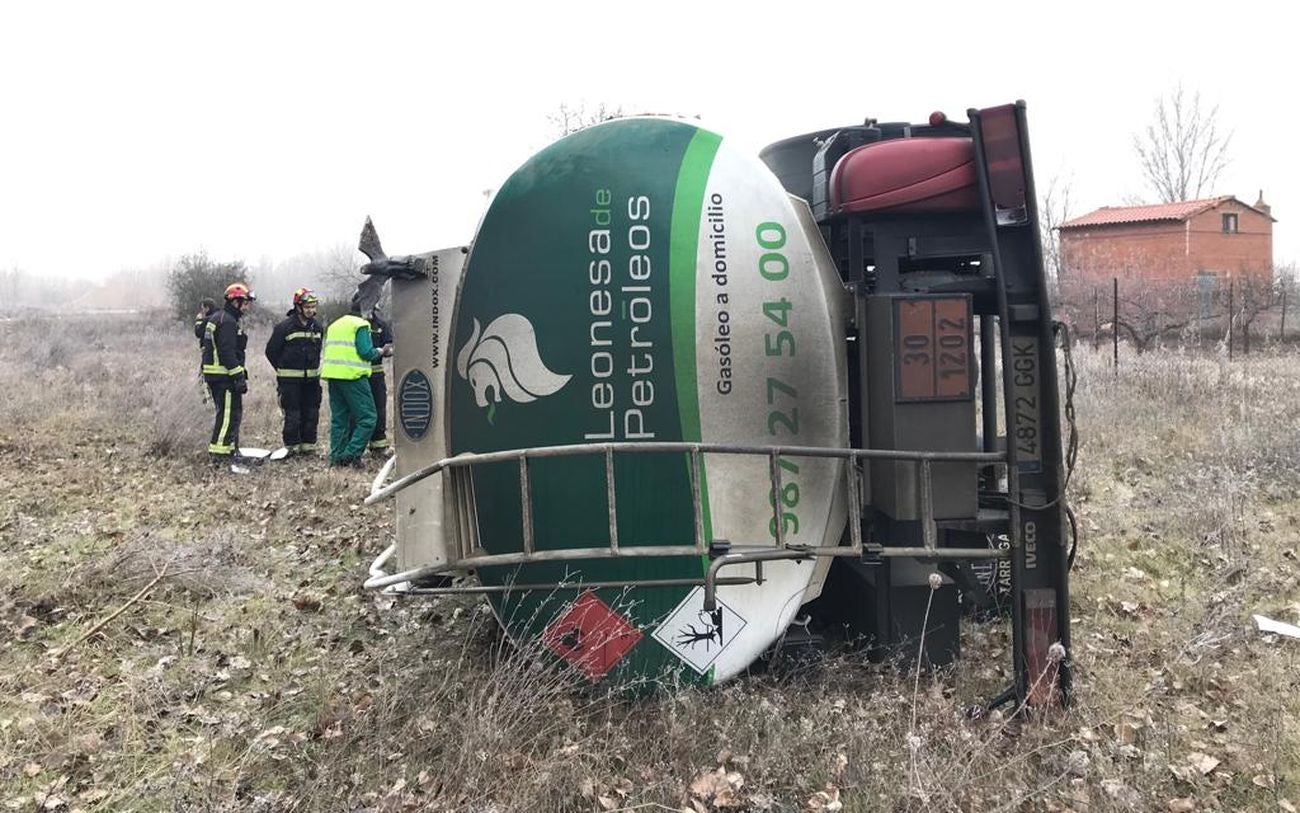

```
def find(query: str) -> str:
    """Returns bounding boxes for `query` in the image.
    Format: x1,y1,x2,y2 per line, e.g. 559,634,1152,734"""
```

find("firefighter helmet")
292,287,318,307
224,282,256,302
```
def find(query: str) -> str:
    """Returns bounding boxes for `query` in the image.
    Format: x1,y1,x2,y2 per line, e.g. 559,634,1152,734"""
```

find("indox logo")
455,314,571,409
397,369,434,441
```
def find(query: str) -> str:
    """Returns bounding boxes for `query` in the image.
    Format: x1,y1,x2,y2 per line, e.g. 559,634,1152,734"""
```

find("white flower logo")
455,314,571,410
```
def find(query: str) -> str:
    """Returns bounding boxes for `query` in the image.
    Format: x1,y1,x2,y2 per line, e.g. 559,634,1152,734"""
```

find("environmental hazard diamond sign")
652,587,747,675
541,591,643,682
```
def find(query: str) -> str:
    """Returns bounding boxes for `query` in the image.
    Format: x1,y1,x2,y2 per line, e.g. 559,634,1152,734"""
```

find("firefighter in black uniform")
192,298,217,403
201,283,255,462
367,306,394,454
265,288,324,455
193,298,216,342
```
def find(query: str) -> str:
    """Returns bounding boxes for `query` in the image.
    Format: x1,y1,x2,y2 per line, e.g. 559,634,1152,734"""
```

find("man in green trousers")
320,302,392,467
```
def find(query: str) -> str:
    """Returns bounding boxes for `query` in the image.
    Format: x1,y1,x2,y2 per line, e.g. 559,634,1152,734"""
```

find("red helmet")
292,287,318,307
224,282,256,302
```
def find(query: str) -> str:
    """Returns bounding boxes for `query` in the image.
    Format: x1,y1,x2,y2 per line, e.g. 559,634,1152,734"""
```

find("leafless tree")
1233,274,1284,353
1113,281,1203,353
313,244,366,302
1038,174,1073,285
1133,84,1233,203
1275,264,1299,342
548,102,624,137
0,266,22,308
254,245,352,302
1058,271,1206,354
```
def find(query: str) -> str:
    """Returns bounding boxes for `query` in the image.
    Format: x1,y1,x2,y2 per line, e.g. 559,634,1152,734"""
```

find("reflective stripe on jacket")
265,312,323,379
320,314,375,381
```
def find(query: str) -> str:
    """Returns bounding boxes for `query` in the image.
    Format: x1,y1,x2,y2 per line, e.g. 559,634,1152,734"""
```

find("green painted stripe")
668,128,722,559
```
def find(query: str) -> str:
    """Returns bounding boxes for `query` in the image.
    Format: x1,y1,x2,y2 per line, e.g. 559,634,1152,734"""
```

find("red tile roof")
1059,196,1238,229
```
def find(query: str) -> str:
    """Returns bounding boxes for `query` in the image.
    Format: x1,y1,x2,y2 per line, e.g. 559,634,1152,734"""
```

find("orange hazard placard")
541,590,643,682
895,296,973,402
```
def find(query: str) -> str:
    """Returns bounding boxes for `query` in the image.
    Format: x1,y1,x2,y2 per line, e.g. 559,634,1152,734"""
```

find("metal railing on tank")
363,442,1010,602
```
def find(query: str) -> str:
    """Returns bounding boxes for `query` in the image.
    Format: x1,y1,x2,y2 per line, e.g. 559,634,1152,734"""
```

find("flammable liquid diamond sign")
652,587,747,674
541,591,643,682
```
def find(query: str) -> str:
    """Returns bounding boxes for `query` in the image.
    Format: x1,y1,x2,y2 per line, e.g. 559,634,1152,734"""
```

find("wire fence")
1053,273,1297,368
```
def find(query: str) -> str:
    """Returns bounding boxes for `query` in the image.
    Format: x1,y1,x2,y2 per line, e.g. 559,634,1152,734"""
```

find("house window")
1222,213,1239,234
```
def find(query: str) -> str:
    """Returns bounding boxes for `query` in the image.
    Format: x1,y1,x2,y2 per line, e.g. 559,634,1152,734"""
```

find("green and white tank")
449,117,848,684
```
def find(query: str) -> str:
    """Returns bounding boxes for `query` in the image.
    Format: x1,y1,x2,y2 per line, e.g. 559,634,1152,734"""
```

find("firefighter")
265,287,323,456
201,283,255,463
192,298,218,404
320,299,392,467
366,306,394,454
193,298,217,342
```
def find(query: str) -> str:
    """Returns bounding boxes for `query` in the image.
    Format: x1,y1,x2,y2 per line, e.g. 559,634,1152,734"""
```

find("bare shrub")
292,601,613,811
1057,273,1286,355
0,313,289,458
73,529,270,602
146,372,211,457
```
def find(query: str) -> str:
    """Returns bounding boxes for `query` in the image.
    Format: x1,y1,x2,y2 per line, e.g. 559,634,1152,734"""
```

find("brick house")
1058,194,1275,294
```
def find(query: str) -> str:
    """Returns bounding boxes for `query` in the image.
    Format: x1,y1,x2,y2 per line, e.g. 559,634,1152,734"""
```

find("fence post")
1227,278,1234,362
1243,283,1251,356
1092,287,1100,350
1112,277,1119,373
1244,320,1250,355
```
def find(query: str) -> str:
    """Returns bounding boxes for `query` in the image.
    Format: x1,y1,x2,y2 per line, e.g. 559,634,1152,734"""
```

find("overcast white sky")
1,1,1294,284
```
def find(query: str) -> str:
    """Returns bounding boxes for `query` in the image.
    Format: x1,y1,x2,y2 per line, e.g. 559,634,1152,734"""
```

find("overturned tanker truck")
362,101,1074,710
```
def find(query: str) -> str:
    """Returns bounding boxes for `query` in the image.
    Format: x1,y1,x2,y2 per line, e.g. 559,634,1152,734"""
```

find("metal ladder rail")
365,442,1007,592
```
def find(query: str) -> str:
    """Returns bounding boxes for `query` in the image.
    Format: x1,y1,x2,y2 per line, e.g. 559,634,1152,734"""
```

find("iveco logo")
398,369,434,441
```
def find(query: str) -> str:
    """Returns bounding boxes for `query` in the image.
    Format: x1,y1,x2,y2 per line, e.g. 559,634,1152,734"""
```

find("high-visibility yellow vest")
320,315,372,381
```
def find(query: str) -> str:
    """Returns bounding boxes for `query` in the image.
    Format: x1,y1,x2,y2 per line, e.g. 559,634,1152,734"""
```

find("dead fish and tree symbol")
674,610,726,651
650,591,748,673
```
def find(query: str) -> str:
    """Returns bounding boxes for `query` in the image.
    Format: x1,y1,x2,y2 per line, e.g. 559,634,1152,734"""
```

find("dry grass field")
1,312,1298,812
